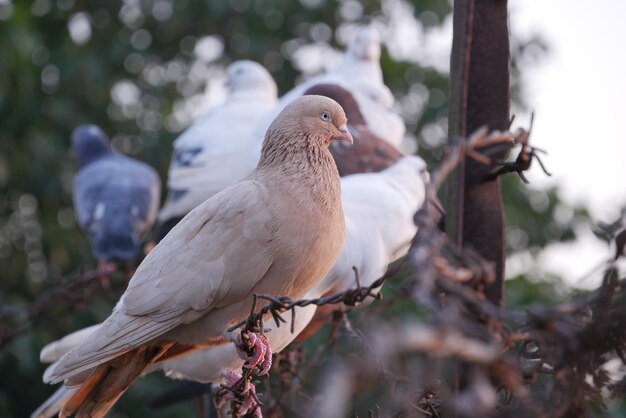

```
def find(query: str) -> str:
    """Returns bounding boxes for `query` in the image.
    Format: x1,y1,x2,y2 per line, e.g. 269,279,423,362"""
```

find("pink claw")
221,369,262,417
223,370,247,392
97,259,116,289
235,332,273,375
239,393,262,417
259,335,272,375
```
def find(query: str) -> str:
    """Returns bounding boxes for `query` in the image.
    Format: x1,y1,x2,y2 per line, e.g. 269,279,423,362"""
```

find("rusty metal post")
446,0,510,306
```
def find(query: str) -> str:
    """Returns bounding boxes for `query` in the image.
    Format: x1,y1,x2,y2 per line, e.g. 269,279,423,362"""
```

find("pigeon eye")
320,111,331,122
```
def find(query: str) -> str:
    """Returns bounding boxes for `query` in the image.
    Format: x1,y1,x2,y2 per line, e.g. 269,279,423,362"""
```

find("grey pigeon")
71,125,161,270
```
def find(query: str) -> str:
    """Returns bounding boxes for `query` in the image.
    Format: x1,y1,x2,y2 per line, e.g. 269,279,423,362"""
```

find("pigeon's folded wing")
72,168,104,231
46,179,275,383
123,179,275,317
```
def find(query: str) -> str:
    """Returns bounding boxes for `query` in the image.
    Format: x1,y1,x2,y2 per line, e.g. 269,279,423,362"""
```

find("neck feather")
257,130,341,212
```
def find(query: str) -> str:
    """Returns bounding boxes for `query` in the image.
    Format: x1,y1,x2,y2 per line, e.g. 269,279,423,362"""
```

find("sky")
506,0,626,287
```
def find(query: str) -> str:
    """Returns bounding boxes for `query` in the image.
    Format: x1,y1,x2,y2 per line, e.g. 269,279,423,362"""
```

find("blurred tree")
0,0,589,416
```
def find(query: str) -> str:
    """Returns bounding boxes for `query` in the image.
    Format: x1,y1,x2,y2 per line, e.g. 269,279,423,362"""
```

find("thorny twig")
0,267,125,348
226,268,386,336
483,114,552,183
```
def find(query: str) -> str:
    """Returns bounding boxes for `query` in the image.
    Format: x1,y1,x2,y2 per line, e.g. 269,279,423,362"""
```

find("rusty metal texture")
447,0,510,307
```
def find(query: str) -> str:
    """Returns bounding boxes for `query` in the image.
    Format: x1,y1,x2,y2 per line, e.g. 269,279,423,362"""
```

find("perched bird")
303,83,403,176
155,156,430,384
258,26,406,148
34,156,428,417
71,125,160,278
160,156,429,382
43,96,352,418
154,60,278,242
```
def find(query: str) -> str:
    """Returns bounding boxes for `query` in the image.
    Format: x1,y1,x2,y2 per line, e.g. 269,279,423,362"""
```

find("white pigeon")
316,155,428,295
257,26,406,148
156,60,278,238
33,156,428,417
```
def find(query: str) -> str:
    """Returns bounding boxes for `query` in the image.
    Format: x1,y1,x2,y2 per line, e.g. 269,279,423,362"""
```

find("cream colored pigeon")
303,83,403,176
152,154,429,383
42,95,352,418
154,60,278,242
33,155,428,418
257,26,406,148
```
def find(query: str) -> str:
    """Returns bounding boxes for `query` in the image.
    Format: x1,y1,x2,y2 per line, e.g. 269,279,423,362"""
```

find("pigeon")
43,95,351,418
71,125,160,277
33,155,428,418
296,155,429,340
154,60,278,242
154,156,430,380
257,26,406,148
303,83,403,176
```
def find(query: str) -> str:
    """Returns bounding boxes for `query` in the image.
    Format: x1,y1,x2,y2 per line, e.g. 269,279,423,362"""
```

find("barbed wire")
215,124,541,417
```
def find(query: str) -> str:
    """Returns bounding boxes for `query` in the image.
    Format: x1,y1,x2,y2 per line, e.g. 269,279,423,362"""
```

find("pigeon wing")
46,179,275,383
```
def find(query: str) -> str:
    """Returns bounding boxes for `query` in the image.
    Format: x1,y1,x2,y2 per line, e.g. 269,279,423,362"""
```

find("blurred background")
0,0,623,416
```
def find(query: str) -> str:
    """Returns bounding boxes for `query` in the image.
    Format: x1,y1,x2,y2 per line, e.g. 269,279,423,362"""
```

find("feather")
40,95,349,417
155,60,278,238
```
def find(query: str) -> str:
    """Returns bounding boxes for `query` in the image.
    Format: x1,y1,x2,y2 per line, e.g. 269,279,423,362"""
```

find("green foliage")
502,174,590,254
505,274,567,308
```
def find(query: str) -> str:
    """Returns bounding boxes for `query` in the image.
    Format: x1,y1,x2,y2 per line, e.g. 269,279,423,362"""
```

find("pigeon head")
303,83,367,127
346,26,381,62
259,95,353,166
70,125,111,168
226,60,277,98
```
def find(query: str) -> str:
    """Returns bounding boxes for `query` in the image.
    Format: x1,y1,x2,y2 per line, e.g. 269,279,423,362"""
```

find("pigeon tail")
31,385,75,418
60,347,162,418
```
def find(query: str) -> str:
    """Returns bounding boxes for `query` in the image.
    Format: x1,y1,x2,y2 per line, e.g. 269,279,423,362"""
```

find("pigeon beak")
335,124,353,144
